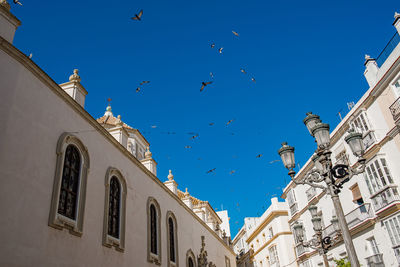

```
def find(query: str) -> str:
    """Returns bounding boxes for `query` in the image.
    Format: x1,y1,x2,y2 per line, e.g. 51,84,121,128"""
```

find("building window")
102,168,127,251
302,259,313,267
268,227,274,239
186,249,196,267
167,211,178,267
225,256,231,267
393,78,400,97
350,111,376,150
383,214,400,264
49,133,90,236
287,189,298,216
364,157,395,194
148,197,161,264
268,245,279,266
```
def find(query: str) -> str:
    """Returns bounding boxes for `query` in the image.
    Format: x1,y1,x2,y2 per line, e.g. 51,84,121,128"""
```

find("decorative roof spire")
69,69,81,83
116,115,123,126
104,104,113,116
395,12,400,19
167,169,174,180
364,54,375,65
145,146,152,159
0,0,11,10
184,187,190,197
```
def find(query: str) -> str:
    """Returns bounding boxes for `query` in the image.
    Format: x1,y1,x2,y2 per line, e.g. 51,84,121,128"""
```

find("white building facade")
0,2,236,266
282,12,400,267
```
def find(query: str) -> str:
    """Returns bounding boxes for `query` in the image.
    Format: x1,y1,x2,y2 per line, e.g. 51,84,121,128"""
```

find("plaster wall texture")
0,42,235,267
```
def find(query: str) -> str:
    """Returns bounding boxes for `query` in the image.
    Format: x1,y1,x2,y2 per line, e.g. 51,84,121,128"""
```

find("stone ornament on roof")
184,187,190,198
69,69,81,83
145,146,152,159
364,54,375,65
167,169,174,180
104,105,113,116
116,115,123,126
395,12,400,19
0,0,11,10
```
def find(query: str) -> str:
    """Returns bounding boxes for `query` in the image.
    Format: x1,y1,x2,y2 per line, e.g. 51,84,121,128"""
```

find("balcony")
371,185,400,212
365,253,384,267
376,31,400,67
306,187,317,201
290,203,298,216
295,243,308,257
390,96,400,122
363,130,376,150
323,203,374,238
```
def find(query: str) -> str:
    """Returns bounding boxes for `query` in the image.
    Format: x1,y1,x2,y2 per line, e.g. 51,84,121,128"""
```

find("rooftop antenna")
337,108,343,121
347,101,355,110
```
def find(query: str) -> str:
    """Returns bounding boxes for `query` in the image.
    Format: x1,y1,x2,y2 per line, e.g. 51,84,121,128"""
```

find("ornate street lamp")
278,113,367,267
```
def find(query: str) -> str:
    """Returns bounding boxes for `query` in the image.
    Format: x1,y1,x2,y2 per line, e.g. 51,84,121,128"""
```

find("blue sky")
11,0,399,236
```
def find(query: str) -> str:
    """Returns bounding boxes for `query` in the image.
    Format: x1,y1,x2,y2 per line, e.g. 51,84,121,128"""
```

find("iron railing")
295,243,308,257
306,187,317,201
390,96,400,122
371,185,400,212
376,32,400,67
290,203,298,216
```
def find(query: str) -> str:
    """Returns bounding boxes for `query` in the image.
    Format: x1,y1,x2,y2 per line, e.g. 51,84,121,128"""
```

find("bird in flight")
226,119,234,126
210,72,214,79
200,81,213,92
251,77,256,83
185,145,192,149
269,159,280,164
191,134,199,140
140,81,150,85
218,47,223,54
206,168,216,174
136,87,141,92
210,43,215,48
151,125,157,128
13,0,22,5
232,30,239,37
131,10,143,21
256,154,263,158
240,68,246,74
209,122,215,126
229,170,236,175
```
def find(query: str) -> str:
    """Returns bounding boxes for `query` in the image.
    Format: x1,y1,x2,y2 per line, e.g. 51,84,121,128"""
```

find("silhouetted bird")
232,30,239,37
200,81,213,92
226,119,234,126
218,47,223,54
131,10,143,21
206,168,216,174
240,68,246,74
251,77,256,83
256,154,263,158
140,81,150,85
13,0,22,5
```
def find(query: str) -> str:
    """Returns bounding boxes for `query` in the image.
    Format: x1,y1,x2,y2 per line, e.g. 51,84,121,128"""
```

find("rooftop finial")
69,69,81,82
184,187,190,197
395,12,400,19
145,146,152,159
0,0,11,10
365,54,371,60
116,115,123,126
167,169,174,180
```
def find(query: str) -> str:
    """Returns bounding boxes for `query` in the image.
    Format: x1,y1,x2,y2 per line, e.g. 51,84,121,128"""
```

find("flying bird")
131,9,143,21
218,47,223,54
185,145,192,149
256,154,263,158
191,134,199,140
226,119,234,126
209,122,215,126
229,170,236,175
210,72,214,79
232,30,239,37
251,77,256,83
200,81,213,92
151,125,157,128
240,68,246,74
140,81,150,85
210,43,215,48
269,159,280,164
13,0,22,5
136,87,141,92
206,168,216,174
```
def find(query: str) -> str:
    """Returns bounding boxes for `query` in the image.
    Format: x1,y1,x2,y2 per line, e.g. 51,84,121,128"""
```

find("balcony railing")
323,203,374,238
390,96,400,122
371,185,400,212
363,130,376,150
365,253,384,267
376,32,400,67
295,243,308,257
290,203,298,216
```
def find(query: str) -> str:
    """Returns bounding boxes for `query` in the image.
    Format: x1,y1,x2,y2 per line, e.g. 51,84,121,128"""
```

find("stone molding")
147,197,162,265
166,211,179,267
48,132,90,236
186,249,197,267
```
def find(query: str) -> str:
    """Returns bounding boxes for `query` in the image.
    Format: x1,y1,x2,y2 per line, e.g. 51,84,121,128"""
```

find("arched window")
186,249,196,267
103,168,127,252
147,197,161,264
167,211,178,266
49,133,90,236
108,176,121,238
58,145,81,219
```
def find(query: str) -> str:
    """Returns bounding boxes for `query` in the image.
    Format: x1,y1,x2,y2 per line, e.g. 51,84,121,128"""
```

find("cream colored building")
0,2,236,266
281,12,400,267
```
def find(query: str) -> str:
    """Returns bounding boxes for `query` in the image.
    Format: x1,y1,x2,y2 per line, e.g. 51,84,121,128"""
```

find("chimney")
140,146,157,176
59,69,88,108
163,170,177,194
363,55,379,87
394,12,400,34
0,1,21,43
108,115,129,148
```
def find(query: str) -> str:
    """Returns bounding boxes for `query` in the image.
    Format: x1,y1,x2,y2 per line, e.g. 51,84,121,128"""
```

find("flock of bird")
128,9,281,176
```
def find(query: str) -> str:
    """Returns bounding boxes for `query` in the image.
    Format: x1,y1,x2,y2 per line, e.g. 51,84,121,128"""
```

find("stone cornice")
246,210,288,243
0,4,21,27
250,231,292,258
0,36,235,255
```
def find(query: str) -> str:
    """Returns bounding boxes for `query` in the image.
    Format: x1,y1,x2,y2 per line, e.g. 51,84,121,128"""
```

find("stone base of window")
49,214,82,237
148,252,161,265
103,234,124,252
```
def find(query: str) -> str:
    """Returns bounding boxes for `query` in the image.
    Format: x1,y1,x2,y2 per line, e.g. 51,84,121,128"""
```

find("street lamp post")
278,112,366,267
293,205,342,267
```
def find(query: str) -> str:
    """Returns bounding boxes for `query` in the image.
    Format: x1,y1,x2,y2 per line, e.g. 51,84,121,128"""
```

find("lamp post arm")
290,171,327,191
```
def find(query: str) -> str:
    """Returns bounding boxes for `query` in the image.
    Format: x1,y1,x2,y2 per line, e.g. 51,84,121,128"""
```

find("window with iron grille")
108,176,121,239
150,204,158,254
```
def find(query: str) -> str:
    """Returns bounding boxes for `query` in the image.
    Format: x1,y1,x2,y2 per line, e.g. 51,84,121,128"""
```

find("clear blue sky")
11,0,399,236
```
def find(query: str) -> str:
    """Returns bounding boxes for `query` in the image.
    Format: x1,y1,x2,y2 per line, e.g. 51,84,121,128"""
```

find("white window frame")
166,211,179,267
147,197,162,265
391,75,400,98
364,156,395,195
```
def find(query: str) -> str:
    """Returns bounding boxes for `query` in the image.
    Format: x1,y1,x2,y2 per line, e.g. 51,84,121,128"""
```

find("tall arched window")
108,176,121,238
103,168,127,252
186,249,196,267
58,145,81,219
166,211,178,266
147,197,161,264
49,133,90,236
